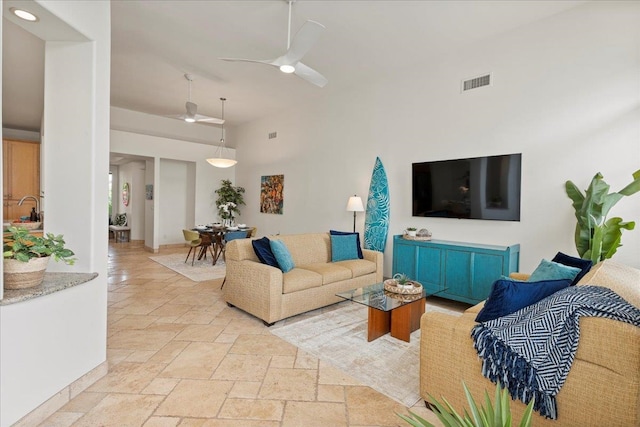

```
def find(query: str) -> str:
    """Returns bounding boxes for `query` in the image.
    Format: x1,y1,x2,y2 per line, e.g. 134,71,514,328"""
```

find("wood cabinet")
392,235,520,305
3,139,41,221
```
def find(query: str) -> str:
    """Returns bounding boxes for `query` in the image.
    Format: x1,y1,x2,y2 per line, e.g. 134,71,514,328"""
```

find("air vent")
461,73,492,92
268,132,277,139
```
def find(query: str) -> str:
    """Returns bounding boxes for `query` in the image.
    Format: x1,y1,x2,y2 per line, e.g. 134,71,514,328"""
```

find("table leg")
390,298,425,342
367,307,391,342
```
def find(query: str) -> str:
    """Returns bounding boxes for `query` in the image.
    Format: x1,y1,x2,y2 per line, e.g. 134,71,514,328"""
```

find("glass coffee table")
336,282,441,343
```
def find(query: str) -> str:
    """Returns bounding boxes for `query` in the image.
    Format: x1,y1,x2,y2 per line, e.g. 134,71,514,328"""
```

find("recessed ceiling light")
10,7,39,22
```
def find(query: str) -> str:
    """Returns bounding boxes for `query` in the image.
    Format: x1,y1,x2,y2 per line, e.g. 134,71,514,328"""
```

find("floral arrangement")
218,201,237,220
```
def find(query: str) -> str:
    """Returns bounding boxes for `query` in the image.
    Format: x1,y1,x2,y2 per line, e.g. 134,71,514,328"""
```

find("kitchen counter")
1,272,98,305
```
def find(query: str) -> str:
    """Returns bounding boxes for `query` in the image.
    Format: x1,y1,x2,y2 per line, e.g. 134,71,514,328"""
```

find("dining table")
192,225,252,265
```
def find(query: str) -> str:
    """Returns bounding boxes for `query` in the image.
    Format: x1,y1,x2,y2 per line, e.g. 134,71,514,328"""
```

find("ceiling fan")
167,74,225,124
219,0,328,88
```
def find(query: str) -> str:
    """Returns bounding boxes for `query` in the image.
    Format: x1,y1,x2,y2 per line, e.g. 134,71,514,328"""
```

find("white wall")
0,1,110,425
159,159,195,245
110,128,237,249
234,1,640,274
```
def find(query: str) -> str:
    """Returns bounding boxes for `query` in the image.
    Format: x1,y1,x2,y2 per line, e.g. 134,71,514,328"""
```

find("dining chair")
182,229,213,266
248,227,257,238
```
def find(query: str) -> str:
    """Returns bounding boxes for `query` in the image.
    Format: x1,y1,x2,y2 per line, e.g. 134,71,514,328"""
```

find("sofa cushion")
334,259,377,277
552,252,592,285
252,237,279,268
475,277,571,322
282,268,323,293
577,259,640,308
270,239,295,273
528,259,581,283
278,233,331,265
298,263,352,284
330,233,359,262
330,230,363,259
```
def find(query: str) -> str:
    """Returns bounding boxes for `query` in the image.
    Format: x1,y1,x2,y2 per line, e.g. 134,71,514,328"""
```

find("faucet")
18,195,40,219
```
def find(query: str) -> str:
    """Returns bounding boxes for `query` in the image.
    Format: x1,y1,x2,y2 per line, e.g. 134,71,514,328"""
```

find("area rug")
270,300,463,407
149,253,226,282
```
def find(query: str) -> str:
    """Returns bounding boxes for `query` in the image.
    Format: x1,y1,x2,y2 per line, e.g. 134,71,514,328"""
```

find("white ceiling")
3,0,584,136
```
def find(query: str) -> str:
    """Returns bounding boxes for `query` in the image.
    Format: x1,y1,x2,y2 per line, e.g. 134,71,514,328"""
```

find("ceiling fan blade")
282,20,325,65
194,115,225,124
294,62,328,88
219,57,277,66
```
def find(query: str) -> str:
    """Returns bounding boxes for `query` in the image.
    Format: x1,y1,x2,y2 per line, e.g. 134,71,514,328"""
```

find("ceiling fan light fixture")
207,98,237,168
280,64,296,74
184,116,196,123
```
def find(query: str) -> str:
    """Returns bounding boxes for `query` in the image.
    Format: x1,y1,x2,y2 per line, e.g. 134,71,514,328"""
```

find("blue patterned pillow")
475,278,571,322
551,252,593,285
330,230,363,259
527,259,581,283
251,237,279,268
269,239,295,273
330,234,359,262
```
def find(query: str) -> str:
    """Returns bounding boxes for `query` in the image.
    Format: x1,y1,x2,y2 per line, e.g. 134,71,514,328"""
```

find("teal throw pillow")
331,233,359,262
527,259,581,283
269,239,295,273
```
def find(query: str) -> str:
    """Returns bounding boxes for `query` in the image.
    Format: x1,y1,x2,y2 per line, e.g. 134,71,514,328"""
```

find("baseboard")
159,243,186,250
13,361,108,427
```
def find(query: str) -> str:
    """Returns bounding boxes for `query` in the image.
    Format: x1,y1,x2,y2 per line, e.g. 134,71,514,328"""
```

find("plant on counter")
214,179,245,221
406,227,417,231
3,226,76,264
398,382,534,427
565,169,640,263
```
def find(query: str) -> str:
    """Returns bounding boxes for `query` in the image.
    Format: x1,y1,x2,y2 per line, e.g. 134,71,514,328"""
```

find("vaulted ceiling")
3,1,583,134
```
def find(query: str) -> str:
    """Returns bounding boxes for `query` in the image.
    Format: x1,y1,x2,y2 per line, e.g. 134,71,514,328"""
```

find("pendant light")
206,97,237,168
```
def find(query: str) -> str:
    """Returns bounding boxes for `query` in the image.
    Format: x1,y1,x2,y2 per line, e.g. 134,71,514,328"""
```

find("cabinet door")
2,140,40,220
394,243,416,280
8,140,40,200
444,250,472,297
415,246,442,293
471,253,504,301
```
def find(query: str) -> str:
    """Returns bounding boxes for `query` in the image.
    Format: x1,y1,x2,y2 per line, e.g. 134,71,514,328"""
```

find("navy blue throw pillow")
551,252,593,285
475,278,571,323
251,237,279,268
329,230,363,259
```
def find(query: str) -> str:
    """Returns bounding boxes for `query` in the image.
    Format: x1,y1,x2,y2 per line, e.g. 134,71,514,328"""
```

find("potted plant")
214,179,245,226
405,227,417,237
398,381,534,427
3,226,76,290
565,169,640,263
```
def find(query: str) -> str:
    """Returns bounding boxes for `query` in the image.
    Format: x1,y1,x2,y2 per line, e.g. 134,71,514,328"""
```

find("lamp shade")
346,196,364,212
206,157,237,168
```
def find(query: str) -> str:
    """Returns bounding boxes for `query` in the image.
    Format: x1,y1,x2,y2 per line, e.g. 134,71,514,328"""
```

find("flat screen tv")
412,153,522,221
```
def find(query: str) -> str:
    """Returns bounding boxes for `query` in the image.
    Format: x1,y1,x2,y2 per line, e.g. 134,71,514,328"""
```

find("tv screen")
412,153,522,221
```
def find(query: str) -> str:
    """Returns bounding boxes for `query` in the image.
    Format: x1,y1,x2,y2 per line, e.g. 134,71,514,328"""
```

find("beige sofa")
223,233,383,325
420,259,640,426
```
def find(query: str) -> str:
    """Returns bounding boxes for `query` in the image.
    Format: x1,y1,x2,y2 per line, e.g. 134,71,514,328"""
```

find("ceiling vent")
461,73,492,93
268,132,277,139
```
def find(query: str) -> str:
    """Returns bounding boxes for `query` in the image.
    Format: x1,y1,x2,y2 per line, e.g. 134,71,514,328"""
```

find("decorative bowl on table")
226,226,239,231
237,223,247,228
11,221,41,230
383,278,423,295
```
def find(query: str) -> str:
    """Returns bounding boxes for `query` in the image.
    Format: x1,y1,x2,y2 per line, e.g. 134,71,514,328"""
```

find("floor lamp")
346,195,364,233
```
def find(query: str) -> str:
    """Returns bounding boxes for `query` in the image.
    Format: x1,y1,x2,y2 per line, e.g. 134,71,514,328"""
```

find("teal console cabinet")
392,236,520,305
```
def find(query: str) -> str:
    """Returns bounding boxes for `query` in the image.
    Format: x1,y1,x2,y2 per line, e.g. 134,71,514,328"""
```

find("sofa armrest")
509,272,530,281
362,249,383,282
223,259,285,324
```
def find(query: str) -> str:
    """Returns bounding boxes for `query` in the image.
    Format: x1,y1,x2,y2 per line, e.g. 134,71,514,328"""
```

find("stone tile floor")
40,241,445,426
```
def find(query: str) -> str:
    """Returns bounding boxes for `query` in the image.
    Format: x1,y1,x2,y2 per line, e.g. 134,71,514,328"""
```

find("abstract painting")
260,175,284,214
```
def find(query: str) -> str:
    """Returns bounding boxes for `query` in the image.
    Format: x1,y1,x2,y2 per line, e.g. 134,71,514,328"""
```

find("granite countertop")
1,272,99,305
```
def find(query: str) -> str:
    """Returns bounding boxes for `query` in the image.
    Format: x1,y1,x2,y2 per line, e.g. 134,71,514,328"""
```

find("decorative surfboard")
364,157,390,252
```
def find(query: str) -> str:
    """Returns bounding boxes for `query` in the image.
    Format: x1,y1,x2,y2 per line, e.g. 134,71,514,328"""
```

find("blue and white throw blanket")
471,285,640,419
